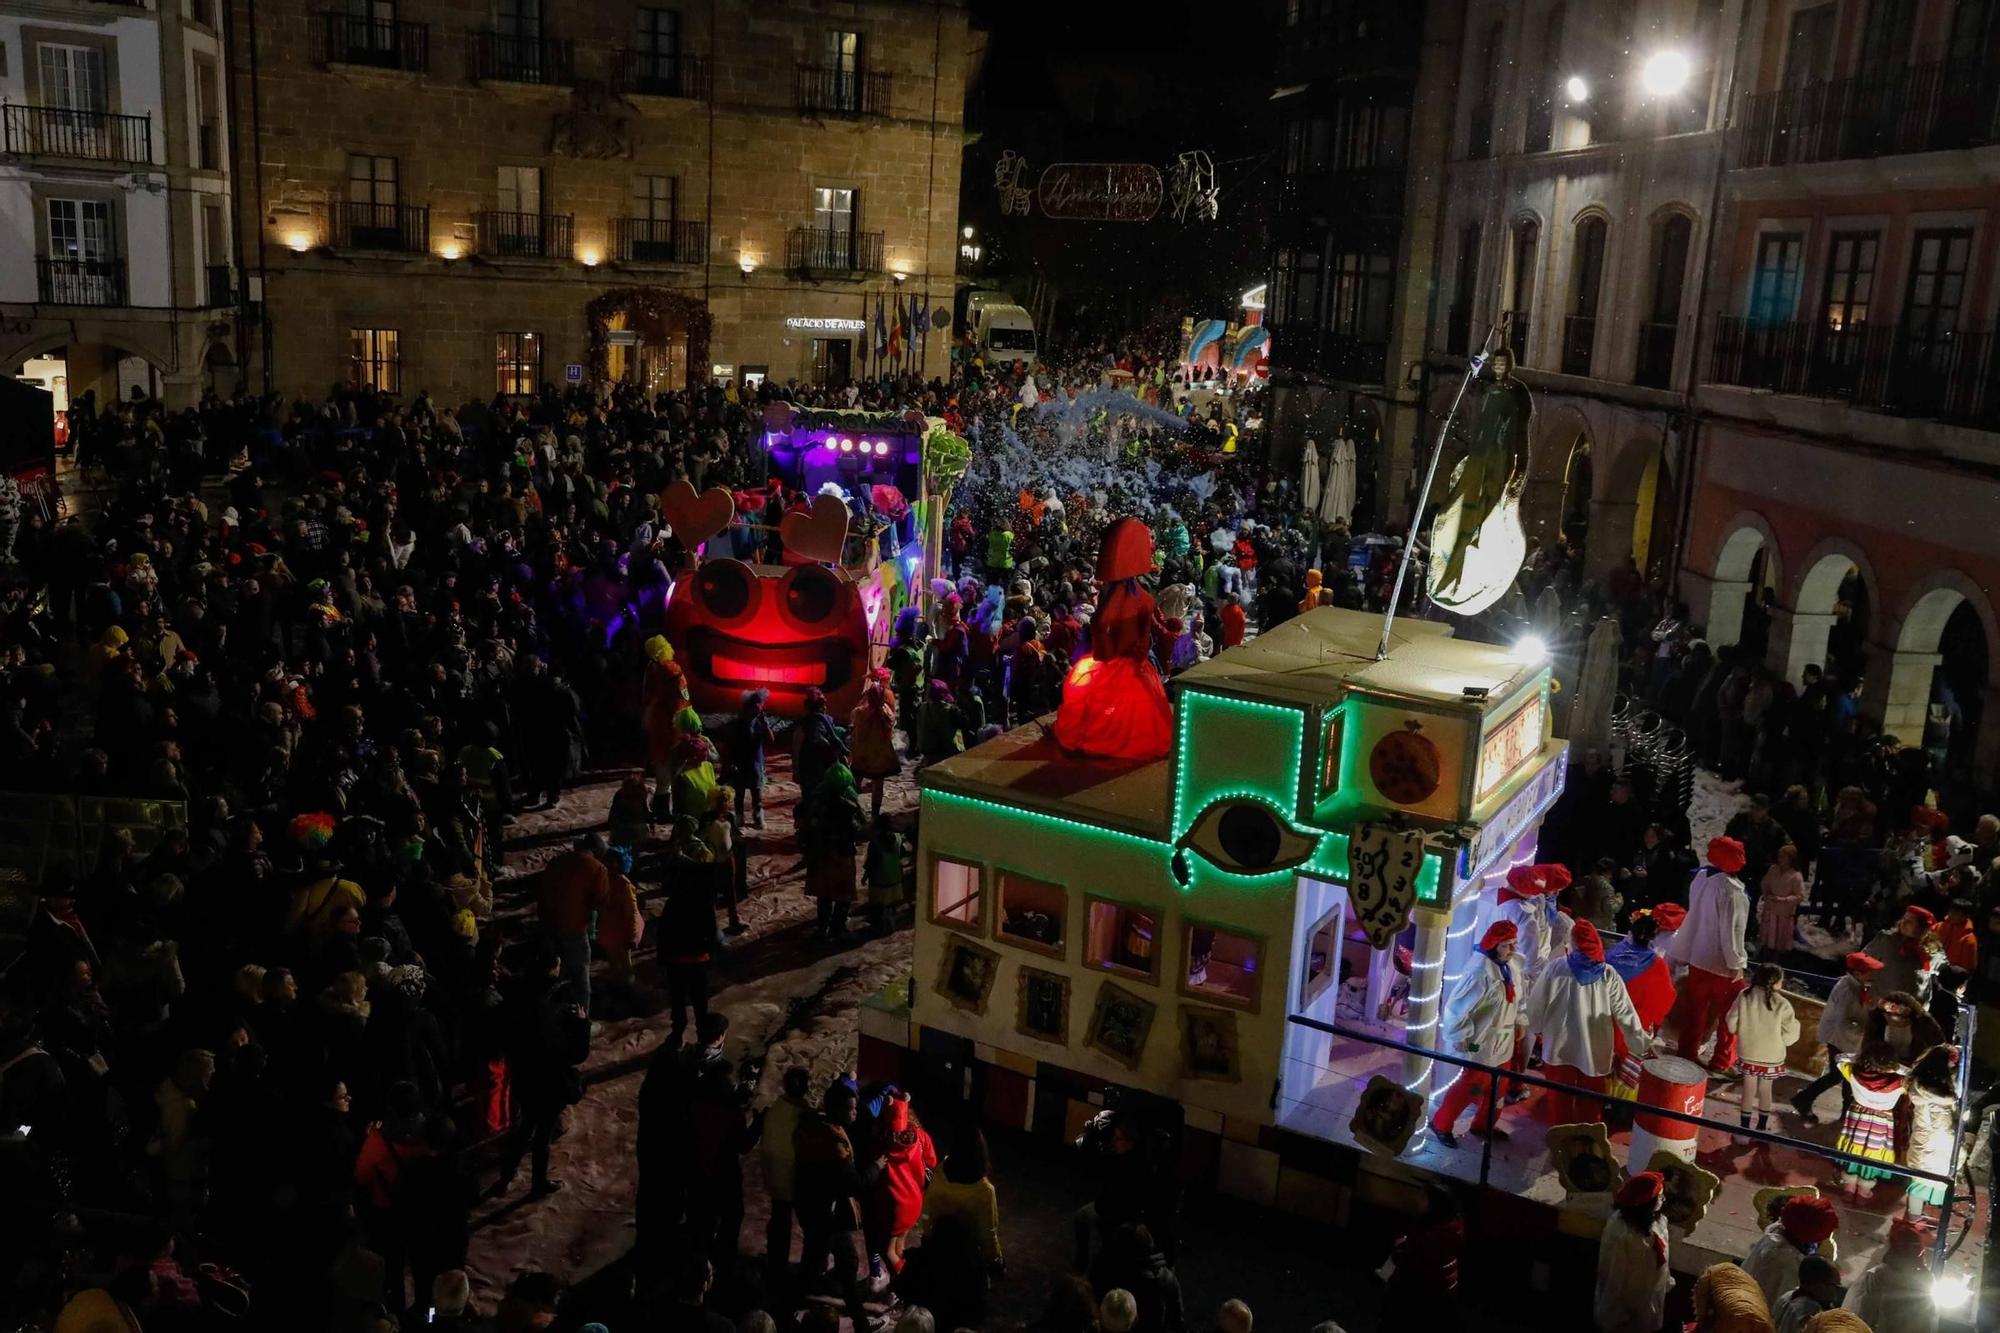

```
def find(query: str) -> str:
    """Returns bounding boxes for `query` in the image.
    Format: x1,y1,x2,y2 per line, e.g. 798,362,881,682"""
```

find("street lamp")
1641,49,1691,96
1564,74,1589,103
962,225,974,240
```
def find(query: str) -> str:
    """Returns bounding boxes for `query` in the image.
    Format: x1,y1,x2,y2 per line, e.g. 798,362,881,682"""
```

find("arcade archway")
1884,577,1999,773
1706,518,1779,649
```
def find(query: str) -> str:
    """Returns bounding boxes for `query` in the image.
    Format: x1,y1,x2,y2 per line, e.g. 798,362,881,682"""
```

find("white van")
972,300,1038,368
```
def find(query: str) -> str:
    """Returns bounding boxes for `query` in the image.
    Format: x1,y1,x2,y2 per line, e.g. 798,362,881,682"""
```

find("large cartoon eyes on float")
1171,798,1319,885
694,560,756,625
780,564,843,631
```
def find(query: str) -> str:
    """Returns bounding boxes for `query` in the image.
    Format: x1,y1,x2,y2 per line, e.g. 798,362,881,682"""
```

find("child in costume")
1834,1044,1907,1185
1725,963,1801,1132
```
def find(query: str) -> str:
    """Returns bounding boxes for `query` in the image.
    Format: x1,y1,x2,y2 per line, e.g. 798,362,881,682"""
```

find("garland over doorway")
584,287,712,392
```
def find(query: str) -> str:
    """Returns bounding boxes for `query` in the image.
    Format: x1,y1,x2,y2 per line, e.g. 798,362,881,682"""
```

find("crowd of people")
0,334,1395,1333
4,318,1989,1333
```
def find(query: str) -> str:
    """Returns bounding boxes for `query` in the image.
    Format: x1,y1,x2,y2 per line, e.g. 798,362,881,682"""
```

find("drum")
1631,1055,1708,1165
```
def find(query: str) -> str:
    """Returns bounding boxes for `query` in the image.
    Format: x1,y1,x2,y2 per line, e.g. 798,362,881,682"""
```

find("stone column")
1692,577,1753,647
1763,606,1838,685
1861,642,1941,745
1587,498,1639,583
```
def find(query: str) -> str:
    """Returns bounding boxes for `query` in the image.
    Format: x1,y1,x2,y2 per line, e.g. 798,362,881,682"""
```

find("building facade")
229,0,970,401
1680,0,2000,776
0,0,242,409
1424,0,1739,586
1261,0,1444,522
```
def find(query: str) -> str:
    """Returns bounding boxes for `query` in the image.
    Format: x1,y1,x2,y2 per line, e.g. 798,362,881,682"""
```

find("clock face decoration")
1368,724,1442,805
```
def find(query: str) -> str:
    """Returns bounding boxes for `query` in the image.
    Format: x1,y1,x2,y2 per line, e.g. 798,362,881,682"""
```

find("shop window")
1086,896,1160,984
996,870,1066,957
1300,906,1341,1008
495,331,541,396
930,855,982,933
1182,921,1262,1010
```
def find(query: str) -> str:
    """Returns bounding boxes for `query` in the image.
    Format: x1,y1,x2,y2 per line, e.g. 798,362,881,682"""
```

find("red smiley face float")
660,479,872,719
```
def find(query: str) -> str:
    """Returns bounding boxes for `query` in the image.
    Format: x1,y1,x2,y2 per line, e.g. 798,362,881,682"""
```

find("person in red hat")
1596,1171,1672,1333
1429,920,1522,1146
1524,920,1651,1124
1650,900,1688,979
1664,835,1751,1074
1742,1194,1840,1304
1791,951,1886,1123
1842,1216,1932,1333
1861,903,1942,998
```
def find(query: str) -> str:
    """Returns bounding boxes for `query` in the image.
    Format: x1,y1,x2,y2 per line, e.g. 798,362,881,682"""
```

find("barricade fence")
1280,1011,1980,1315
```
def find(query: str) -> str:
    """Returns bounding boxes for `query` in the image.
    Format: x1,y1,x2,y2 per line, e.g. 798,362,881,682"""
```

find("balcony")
1634,321,1677,389
1467,101,1493,160
2,104,153,164
611,49,709,100
786,226,884,275
1735,58,2000,169
1560,314,1597,377
320,12,430,73
614,217,706,264
204,264,236,309
796,63,888,117
472,31,573,86
37,258,127,306
477,210,573,260
330,200,430,252
1708,314,2000,430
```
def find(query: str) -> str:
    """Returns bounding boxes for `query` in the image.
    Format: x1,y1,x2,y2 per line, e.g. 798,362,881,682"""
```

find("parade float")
877,602,1564,1150
655,407,967,719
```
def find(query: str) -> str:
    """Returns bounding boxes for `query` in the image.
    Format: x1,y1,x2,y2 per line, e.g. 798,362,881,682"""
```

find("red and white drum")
1630,1055,1708,1166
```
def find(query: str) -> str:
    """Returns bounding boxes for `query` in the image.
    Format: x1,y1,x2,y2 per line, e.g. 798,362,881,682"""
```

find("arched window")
1636,213,1692,387
1507,218,1539,362
1561,215,1607,376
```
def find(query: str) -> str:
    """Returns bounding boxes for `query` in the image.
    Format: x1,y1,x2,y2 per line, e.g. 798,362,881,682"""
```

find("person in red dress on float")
1051,517,1173,763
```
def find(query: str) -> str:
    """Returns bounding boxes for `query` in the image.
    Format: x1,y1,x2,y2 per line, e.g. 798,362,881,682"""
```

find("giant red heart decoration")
658,479,734,550
780,494,851,565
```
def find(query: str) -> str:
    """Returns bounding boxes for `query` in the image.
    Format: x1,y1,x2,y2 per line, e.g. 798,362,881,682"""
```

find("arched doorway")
1560,440,1592,552
1629,446,1676,578
585,288,712,394
1789,549,1872,685
1707,521,1777,649
1885,582,1995,775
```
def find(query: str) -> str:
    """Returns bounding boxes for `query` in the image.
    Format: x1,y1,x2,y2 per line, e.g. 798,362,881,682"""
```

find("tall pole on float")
1374,318,1505,661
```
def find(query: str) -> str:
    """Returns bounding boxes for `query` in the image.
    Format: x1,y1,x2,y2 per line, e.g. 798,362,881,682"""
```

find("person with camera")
1072,1109,1165,1272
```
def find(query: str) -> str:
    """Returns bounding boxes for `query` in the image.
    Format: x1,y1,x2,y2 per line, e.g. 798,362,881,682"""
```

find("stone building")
1424,0,1737,586
0,0,242,409
1679,0,2000,776
1261,0,1446,524
228,0,971,401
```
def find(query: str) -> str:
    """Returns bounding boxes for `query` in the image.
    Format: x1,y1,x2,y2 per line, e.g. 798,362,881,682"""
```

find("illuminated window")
495,331,540,395
930,855,982,932
348,328,400,393
1182,921,1262,1010
996,870,1066,958
1086,896,1160,985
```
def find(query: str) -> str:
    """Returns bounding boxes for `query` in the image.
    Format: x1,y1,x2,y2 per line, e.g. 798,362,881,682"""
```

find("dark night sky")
959,0,1279,342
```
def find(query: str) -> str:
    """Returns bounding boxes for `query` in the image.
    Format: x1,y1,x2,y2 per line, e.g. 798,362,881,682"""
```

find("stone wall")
230,0,970,399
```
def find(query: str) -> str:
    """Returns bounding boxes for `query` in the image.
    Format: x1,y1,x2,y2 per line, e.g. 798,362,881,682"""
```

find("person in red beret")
1791,951,1886,1124
1664,836,1751,1074
1524,920,1651,1124
1429,920,1522,1146
1742,1194,1840,1304
1860,904,1942,998
1597,1171,1672,1333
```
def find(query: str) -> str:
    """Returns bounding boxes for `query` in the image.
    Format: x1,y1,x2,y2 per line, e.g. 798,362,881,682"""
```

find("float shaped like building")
876,606,1562,1144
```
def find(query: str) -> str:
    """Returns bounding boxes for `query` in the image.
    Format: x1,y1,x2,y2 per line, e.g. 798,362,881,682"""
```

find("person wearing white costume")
1595,1170,1674,1333
1525,919,1650,1124
1843,1218,1938,1333
1428,920,1522,1146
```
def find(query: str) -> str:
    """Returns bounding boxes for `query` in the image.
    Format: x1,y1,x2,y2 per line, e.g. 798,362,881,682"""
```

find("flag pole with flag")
874,294,888,371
